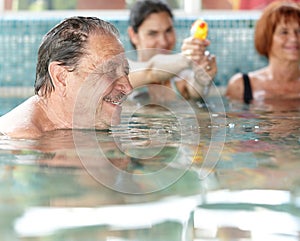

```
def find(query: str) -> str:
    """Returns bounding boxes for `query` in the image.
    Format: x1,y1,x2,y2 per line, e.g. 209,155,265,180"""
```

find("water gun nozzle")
190,19,208,40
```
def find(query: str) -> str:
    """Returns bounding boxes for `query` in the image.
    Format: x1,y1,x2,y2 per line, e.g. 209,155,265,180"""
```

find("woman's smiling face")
130,11,176,61
269,19,300,61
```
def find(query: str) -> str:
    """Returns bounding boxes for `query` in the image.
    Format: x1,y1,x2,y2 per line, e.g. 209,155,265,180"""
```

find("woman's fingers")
181,37,212,64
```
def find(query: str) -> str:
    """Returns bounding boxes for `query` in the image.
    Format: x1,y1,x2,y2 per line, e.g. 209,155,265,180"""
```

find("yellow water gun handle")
190,19,208,40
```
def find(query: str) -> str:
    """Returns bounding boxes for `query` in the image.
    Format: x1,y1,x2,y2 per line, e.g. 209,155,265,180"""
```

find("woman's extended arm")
128,53,191,88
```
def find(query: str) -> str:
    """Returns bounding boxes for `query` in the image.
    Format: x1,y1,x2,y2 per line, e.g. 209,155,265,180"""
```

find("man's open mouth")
103,92,127,106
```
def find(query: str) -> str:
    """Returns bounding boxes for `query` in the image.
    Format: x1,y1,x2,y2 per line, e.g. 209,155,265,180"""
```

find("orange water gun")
190,19,208,40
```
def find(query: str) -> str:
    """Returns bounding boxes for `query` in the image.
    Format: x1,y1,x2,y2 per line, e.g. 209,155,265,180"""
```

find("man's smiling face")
69,33,132,129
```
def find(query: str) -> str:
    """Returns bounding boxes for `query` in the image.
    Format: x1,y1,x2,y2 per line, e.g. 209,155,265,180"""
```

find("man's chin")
94,117,121,130
73,112,120,130
109,116,121,127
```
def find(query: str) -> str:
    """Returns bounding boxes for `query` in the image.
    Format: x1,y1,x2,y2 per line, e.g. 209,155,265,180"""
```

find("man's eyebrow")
103,60,119,71
95,59,118,73
93,58,129,74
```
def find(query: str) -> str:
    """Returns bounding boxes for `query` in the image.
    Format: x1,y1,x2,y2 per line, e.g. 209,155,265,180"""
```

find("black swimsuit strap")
242,73,253,104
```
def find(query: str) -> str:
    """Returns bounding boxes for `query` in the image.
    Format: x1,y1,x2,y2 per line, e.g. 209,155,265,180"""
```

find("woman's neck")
268,58,300,83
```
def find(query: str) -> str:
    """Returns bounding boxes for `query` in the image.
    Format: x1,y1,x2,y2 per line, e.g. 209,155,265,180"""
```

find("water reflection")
194,98,300,241
1,96,300,240
0,128,204,241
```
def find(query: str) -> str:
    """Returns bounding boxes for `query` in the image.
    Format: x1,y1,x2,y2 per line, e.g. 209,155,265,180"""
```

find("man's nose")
118,76,133,94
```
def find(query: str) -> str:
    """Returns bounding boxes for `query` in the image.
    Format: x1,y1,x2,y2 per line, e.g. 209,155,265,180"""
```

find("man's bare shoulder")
0,96,43,138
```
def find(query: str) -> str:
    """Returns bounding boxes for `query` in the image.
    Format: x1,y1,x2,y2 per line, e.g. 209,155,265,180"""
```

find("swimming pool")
0,97,26,116
1,95,300,241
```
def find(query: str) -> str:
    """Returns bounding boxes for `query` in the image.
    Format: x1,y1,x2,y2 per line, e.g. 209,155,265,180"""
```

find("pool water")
0,96,300,241
0,97,26,116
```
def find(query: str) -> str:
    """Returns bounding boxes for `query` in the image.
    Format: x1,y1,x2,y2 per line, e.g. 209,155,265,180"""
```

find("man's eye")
102,69,116,80
124,66,130,75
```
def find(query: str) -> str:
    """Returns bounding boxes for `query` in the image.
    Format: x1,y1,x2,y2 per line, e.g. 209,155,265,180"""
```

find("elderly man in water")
0,16,132,138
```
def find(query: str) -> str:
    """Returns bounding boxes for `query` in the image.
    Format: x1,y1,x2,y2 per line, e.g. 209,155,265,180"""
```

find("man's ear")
48,61,67,95
128,27,139,47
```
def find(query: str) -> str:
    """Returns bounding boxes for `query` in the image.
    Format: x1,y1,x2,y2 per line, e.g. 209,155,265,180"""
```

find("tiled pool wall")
0,13,268,90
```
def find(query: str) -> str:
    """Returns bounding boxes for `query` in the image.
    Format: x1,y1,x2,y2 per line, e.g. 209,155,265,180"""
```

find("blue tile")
0,16,267,88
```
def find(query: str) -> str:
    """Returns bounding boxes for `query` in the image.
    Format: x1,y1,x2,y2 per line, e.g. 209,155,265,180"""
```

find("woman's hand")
194,51,217,81
181,36,217,89
181,36,210,64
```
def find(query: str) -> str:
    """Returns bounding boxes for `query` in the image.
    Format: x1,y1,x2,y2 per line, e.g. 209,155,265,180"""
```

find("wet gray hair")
35,16,120,96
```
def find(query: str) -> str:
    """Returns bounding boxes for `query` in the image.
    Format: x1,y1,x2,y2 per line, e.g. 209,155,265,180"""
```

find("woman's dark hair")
35,16,119,96
129,0,173,48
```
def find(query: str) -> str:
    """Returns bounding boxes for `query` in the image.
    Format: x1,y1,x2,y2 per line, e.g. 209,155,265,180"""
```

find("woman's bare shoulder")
225,72,244,100
248,68,266,79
